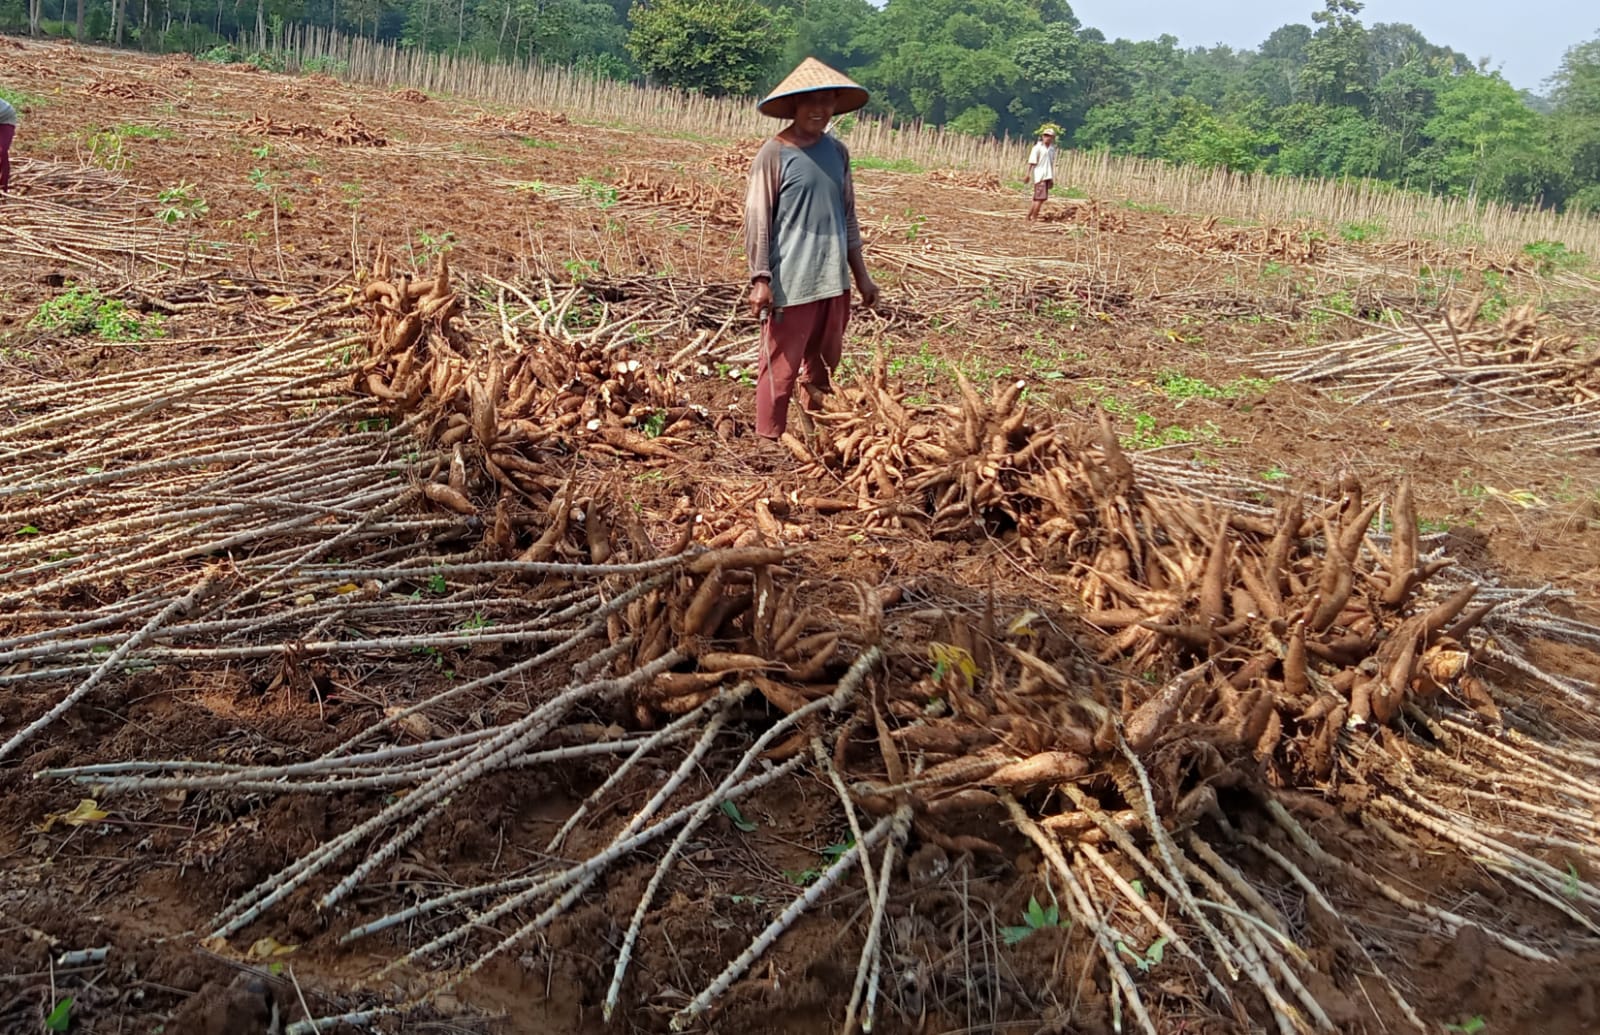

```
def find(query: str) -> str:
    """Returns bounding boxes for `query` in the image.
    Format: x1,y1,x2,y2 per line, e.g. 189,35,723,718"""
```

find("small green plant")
578,176,620,209
1419,265,1463,306
851,155,924,174
720,801,757,832
412,230,456,265
460,612,493,632
562,257,600,283
301,55,348,76
1479,270,1510,323
903,207,927,243
1338,219,1385,243
45,996,73,1032
1444,1017,1486,1034
783,840,853,884
428,573,448,595
1039,299,1081,323
1523,239,1586,275
0,86,46,112
1122,199,1174,215
642,410,669,438
1002,895,1065,945
1152,370,1272,402
1261,465,1290,482
87,130,130,172
714,362,754,387
1117,936,1169,973
155,183,208,224
30,285,160,342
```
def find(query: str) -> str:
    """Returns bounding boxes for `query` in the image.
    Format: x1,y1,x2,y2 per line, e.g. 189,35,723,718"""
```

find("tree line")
3,0,1598,212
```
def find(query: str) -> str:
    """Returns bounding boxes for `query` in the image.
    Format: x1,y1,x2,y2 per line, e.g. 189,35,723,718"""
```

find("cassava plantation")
6,31,1600,1035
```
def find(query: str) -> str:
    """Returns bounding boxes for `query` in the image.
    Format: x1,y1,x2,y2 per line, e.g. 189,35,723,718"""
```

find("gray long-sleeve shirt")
744,134,862,308
0,99,17,126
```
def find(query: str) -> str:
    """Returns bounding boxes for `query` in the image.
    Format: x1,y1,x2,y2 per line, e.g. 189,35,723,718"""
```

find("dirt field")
5,35,1600,1035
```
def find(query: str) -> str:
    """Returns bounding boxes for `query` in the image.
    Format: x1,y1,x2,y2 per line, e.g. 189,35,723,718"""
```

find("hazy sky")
1066,1,1596,94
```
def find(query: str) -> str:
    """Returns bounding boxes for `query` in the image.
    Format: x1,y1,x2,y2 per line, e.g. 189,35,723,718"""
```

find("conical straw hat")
757,57,869,119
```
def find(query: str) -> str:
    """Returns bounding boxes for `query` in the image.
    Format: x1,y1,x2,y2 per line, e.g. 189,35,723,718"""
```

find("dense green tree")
1301,0,1371,110
1549,34,1600,209
626,0,789,95
858,0,1045,125
771,0,876,74
1409,72,1549,202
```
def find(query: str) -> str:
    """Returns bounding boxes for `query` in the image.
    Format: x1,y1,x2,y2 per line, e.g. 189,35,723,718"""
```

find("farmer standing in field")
745,57,879,446
0,95,18,195
1026,124,1060,221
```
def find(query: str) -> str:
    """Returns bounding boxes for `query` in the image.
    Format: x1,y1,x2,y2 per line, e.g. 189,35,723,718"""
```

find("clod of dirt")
167,972,278,1035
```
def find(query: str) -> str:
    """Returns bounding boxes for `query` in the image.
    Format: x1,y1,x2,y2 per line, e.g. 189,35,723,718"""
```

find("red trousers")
0,123,13,194
756,293,850,438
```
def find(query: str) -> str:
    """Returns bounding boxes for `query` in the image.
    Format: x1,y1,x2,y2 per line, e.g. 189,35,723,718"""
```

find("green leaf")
1001,924,1035,946
720,800,757,832
1565,862,1581,899
1025,895,1047,927
428,573,447,595
1146,936,1168,966
16,525,41,535
1445,1017,1487,1034
820,840,854,860
46,997,73,1032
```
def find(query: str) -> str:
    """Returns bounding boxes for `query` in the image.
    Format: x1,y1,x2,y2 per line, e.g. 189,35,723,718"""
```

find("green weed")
784,840,854,884
30,285,161,341
301,55,348,76
1338,219,1385,243
155,183,208,224
1039,299,1082,323
1152,370,1271,401
851,155,924,174
1523,240,1586,275
720,801,757,833
0,86,46,111
45,997,73,1033
1122,200,1175,215
1117,936,1169,973
578,176,620,209
87,130,130,172
1002,895,1065,946
412,230,457,266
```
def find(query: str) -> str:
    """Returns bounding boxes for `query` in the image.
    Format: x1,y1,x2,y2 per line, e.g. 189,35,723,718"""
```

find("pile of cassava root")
351,256,1512,794
109,252,1574,1035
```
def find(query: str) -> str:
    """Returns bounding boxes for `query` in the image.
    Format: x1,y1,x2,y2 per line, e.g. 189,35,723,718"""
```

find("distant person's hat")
758,58,870,119
1039,123,1060,138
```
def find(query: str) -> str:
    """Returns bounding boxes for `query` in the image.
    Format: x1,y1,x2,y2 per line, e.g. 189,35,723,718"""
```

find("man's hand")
749,277,773,320
856,275,880,309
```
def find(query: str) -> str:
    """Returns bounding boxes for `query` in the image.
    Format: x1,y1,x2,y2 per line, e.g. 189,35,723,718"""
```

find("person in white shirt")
1026,125,1058,221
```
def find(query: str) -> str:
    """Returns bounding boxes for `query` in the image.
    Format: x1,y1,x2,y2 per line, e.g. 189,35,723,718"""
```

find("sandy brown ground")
4,34,1600,1035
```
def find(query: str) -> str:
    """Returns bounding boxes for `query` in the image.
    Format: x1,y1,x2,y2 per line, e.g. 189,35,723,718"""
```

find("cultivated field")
4,33,1600,1035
